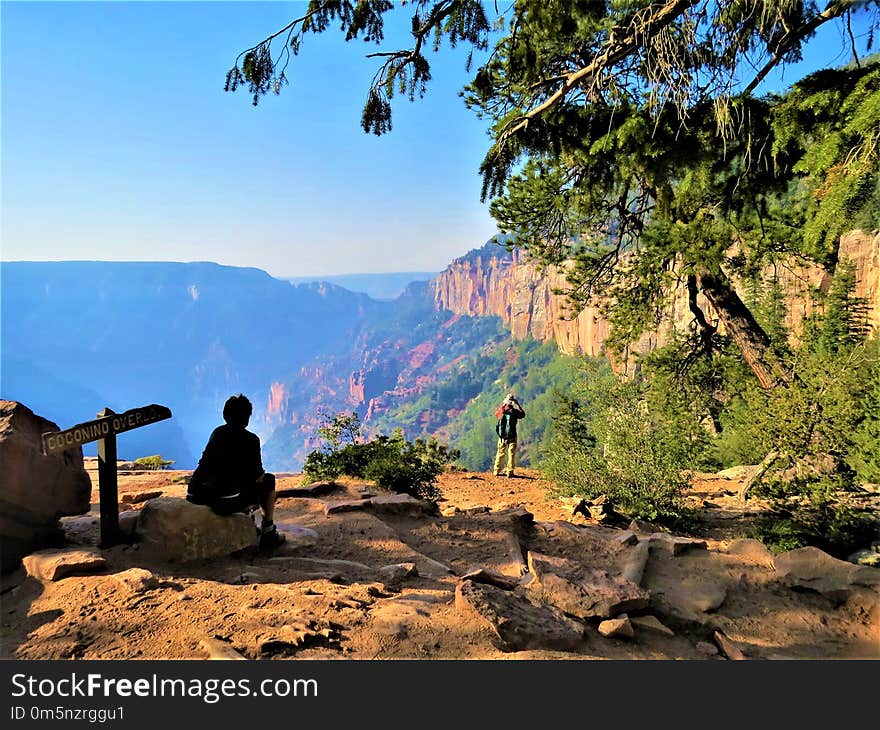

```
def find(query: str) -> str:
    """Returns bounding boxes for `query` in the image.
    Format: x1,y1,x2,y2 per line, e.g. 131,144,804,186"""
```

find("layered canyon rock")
0,401,91,573
432,231,880,362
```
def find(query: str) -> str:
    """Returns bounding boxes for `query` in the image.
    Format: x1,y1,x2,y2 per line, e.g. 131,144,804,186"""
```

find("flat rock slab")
323,493,435,517
410,553,455,579
455,579,585,652
118,511,139,537
629,519,669,535
630,614,674,637
615,531,640,547
136,497,256,562
462,506,490,515
111,568,158,593
717,464,762,481
696,641,719,656
525,551,649,619
273,524,319,553
324,500,371,515
598,616,634,639
23,548,106,582
369,494,437,516
774,546,880,599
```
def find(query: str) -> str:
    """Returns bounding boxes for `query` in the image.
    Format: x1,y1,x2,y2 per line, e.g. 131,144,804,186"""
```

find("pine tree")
226,2,879,389
851,346,880,482
808,260,870,356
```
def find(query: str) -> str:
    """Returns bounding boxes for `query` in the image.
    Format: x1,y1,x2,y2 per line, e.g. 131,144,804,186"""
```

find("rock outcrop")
0,401,92,573
432,232,880,361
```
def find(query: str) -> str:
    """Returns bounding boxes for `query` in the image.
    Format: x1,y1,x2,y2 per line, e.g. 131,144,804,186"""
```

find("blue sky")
1,2,874,277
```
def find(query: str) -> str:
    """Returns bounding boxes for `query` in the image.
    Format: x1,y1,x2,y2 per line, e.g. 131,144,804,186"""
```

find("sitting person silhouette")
186,394,285,549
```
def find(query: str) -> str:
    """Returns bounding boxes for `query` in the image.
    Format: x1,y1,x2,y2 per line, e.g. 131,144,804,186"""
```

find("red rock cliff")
432,231,880,359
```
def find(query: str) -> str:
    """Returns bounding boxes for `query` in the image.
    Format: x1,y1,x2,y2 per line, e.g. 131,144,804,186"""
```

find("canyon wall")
432,231,880,360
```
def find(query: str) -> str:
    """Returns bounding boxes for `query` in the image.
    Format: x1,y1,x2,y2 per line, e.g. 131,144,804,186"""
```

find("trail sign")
41,404,172,456
41,404,172,547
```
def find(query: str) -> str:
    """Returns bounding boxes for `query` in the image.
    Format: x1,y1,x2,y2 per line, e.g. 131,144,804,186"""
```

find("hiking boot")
259,526,286,550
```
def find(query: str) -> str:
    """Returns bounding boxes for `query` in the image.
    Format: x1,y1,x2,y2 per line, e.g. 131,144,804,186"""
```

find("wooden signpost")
42,404,172,548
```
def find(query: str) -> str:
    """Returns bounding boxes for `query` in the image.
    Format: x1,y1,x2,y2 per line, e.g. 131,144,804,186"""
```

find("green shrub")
303,414,458,503
542,375,692,525
133,455,174,470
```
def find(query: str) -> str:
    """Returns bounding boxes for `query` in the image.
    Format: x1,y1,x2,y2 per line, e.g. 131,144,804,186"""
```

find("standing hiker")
186,394,286,549
493,393,525,478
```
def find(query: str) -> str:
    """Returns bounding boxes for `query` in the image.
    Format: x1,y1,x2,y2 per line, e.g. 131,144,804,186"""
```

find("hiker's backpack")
496,412,514,441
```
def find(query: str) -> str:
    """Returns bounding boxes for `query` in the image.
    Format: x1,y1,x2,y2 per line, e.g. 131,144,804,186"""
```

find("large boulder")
525,551,649,619
135,497,256,562
773,546,880,600
455,579,585,652
0,401,91,573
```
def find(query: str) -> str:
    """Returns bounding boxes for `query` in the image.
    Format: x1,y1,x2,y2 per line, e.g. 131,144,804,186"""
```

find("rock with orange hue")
265,382,290,423
23,548,106,582
432,232,880,364
598,615,635,639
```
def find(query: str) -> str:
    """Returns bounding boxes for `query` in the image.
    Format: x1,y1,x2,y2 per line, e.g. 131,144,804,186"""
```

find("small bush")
542,378,691,525
303,414,458,504
133,455,174,470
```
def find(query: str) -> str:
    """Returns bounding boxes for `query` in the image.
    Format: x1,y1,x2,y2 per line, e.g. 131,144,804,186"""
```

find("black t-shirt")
188,424,263,500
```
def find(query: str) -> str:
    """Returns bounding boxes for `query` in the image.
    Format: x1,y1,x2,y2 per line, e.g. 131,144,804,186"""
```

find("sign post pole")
96,407,120,548
41,403,172,550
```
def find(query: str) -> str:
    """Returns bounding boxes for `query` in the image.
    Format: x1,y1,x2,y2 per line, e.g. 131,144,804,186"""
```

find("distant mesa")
286,271,440,301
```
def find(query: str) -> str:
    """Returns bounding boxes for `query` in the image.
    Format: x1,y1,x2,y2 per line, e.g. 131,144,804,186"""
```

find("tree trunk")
697,271,789,389
738,449,780,501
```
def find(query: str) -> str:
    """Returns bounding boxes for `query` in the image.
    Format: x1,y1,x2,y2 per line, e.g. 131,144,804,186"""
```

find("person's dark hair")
223,394,253,427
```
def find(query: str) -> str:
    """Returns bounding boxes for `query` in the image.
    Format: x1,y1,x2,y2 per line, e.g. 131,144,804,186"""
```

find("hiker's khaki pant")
493,439,517,476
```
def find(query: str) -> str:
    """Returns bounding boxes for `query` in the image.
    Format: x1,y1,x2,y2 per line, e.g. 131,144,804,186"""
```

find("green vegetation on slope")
369,337,587,472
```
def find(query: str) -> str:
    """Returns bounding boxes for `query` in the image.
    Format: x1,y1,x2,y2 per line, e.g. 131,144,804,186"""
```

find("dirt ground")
1,464,877,660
